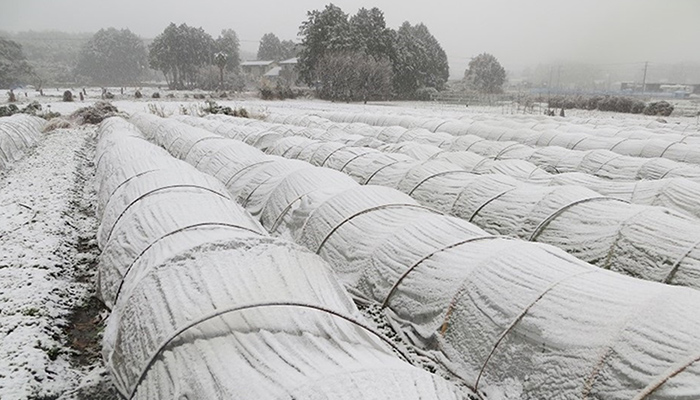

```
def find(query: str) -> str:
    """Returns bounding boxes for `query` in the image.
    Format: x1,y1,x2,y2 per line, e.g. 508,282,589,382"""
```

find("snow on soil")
0,126,114,399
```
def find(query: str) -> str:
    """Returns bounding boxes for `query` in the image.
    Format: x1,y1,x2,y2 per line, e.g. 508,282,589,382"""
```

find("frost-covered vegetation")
548,95,674,115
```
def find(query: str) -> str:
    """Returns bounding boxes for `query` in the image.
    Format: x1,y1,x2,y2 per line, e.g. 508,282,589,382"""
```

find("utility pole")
556,65,562,91
641,61,648,94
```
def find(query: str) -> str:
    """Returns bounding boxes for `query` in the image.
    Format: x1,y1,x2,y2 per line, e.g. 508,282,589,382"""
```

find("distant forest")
0,30,252,87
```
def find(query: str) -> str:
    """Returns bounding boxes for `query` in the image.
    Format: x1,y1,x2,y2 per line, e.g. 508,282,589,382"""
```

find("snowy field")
2,95,700,399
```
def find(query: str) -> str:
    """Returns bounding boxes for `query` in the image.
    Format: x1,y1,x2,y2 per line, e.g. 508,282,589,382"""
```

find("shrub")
259,84,275,100
0,104,20,117
548,95,653,115
70,101,120,124
199,100,249,118
0,101,61,120
62,90,74,102
644,101,674,116
415,87,438,101
134,90,143,98
151,92,160,98
258,82,298,101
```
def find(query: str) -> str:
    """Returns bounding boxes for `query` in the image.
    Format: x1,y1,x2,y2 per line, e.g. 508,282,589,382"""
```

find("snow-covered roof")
279,57,298,65
264,66,282,77
241,60,275,67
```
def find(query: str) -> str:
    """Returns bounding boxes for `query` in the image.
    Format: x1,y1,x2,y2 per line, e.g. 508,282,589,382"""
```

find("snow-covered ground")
2,93,700,398
0,126,115,399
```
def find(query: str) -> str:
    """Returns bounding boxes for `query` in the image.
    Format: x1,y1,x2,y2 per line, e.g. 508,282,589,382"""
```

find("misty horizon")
3,0,699,81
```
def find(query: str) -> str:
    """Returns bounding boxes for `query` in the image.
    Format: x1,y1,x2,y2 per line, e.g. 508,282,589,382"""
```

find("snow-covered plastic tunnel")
0,114,45,170
301,110,700,165
96,117,467,399
266,112,700,181
131,113,700,400
211,113,700,221
265,111,700,184
178,115,700,290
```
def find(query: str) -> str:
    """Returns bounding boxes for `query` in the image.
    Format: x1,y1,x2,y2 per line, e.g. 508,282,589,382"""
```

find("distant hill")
0,30,92,87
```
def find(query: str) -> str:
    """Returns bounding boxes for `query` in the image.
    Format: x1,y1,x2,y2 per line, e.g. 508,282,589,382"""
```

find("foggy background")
2,0,699,80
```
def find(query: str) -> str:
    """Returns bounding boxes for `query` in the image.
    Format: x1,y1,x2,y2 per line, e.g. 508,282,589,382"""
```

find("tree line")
1,3,508,98
297,4,450,101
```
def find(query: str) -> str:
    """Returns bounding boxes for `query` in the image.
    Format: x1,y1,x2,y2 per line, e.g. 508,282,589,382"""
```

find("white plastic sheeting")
259,113,700,220
97,117,465,400
181,116,700,290
301,110,700,165
269,135,700,290
278,112,700,180
135,113,700,400
0,114,45,170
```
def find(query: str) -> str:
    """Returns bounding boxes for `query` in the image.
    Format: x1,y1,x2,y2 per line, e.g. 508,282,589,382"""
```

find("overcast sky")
2,0,699,78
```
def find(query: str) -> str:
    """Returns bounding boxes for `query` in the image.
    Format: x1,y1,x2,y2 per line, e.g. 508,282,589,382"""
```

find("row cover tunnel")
95,117,465,399
266,112,700,182
178,114,700,291
259,113,700,221
302,110,700,165
130,112,700,400
0,114,45,170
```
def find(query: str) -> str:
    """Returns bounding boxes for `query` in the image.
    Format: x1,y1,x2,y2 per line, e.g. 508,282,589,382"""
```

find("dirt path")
0,127,115,399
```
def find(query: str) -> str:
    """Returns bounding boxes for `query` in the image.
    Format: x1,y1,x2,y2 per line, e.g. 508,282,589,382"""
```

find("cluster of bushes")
547,95,674,116
70,101,121,124
414,87,439,101
200,100,249,118
0,101,61,119
643,101,675,117
259,83,298,101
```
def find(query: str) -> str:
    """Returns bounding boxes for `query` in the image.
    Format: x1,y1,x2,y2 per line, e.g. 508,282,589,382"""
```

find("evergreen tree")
149,23,215,89
75,28,147,85
0,38,33,88
216,29,241,72
465,53,506,94
392,22,449,98
257,33,283,60
297,4,351,85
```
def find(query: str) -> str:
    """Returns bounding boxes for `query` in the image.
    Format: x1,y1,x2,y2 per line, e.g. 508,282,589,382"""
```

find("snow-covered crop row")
0,114,45,170
255,99,697,135
132,113,700,400
178,114,700,291
215,114,700,220
94,117,464,399
304,111,700,165
267,112,700,181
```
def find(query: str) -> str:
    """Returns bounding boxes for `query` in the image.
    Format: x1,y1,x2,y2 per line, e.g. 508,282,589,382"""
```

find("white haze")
2,0,699,79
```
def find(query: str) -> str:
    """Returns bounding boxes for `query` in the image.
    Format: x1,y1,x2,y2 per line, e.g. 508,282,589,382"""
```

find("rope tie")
362,160,407,185
528,196,629,242
104,185,231,244
472,270,599,391
407,170,474,196
320,145,350,167
467,187,518,222
631,352,700,400
124,302,411,399
315,203,440,254
381,236,511,309
111,222,263,306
